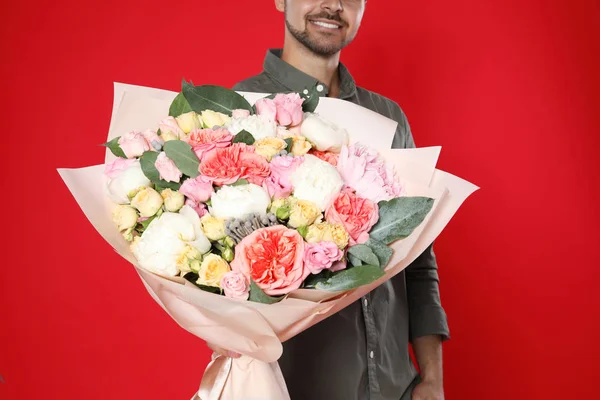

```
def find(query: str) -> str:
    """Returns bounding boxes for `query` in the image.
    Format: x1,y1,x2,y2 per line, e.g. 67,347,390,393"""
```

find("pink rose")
263,174,293,199
255,98,277,122
337,144,403,203
154,152,182,183
158,116,185,139
179,175,214,203
142,129,164,151
185,198,208,217
118,131,150,158
304,242,344,275
240,150,271,186
273,93,304,127
221,271,250,300
232,109,251,119
104,157,136,179
269,155,304,188
231,225,307,296
183,128,233,160
325,189,379,245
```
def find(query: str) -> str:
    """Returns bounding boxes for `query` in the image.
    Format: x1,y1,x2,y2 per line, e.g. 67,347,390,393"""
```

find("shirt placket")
361,293,381,397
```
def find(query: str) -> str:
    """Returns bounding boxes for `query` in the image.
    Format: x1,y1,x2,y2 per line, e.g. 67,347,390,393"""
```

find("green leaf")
137,215,157,233
163,140,200,178
304,265,384,291
231,179,249,186
347,253,363,267
140,151,181,189
182,80,253,116
183,273,222,294
102,137,126,158
232,129,255,145
365,238,393,268
347,244,380,267
369,197,435,245
300,84,320,113
169,92,193,117
284,138,293,152
249,280,284,304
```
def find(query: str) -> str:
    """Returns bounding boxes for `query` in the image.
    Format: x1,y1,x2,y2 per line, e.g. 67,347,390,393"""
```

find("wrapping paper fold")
58,83,479,400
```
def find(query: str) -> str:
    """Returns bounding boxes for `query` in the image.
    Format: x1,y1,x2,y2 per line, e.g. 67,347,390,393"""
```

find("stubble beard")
285,15,349,57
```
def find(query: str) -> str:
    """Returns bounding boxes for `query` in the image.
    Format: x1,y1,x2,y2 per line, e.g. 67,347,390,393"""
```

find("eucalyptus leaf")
138,215,157,232
365,238,393,268
163,140,200,178
347,253,363,267
347,244,380,267
232,130,255,145
284,137,293,152
140,151,181,189
305,265,384,291
169,92,193,117
249,280,284,304
182,80,253,115
370,197,435,245
102,137,126,158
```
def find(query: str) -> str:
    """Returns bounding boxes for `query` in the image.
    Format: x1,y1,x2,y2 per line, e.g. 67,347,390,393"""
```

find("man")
218,1,449,399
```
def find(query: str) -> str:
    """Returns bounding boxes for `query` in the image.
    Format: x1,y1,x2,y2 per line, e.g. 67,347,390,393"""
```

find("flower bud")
131,187,164,217
200,214,226,241
201,110,231,128
222,247,234,262
161,189,185,212
288,198,322,228
112,204,139,232
176,111,202,134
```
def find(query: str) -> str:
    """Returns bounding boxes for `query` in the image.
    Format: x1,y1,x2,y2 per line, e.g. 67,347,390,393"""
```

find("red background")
2,0,599,399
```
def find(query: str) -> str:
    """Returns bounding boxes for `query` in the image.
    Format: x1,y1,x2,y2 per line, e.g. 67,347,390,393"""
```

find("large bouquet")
59,80,478,400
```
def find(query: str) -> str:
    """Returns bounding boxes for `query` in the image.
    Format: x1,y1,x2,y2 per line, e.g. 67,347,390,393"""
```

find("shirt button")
316,84,324,92
369,351,374,359
363,298,368,307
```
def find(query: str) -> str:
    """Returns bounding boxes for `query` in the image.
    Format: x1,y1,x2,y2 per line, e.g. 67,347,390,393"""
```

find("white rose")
175,111,202,134
226,115,277,141
290,154,344,210
131,187,163,217
300,113,349,152
106,160,151,204
210,184,271,220
131,205,211,277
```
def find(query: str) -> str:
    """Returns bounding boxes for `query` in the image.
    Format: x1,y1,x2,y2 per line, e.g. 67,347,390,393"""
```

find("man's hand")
207,342,241,358
412,379,444,400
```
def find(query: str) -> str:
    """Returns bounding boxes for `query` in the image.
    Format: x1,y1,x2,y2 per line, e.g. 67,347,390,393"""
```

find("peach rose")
231,225,308,296
200,143,270,186
240,150,271,186
309,150,339,167
325,189,379,245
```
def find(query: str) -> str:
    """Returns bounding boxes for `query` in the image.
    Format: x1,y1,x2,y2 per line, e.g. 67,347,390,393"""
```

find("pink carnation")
185,199,208,217
179,175,214,203
231,225,308,296
154,152,182,183
200,143,271,186
304,242,344,275
270,156,304,187
263,174,293,199
118,131,150,158
104,157,136,179
183,128,233,160
336,144,402,203
221,271,250,300
325,189,379,245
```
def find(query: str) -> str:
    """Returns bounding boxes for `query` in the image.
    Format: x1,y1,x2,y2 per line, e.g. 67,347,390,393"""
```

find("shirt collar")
263,48,357,100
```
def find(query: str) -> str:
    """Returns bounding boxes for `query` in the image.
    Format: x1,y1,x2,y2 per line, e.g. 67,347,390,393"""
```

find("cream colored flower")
269,198,290,220
112,205,138,232
306,222,349,249
161,189,185,212
254,137,287,161
197,253,231,287
200,215,226,241
131,187,163,217
176,245,203,274
288,198,322,228
161,131,179,142
175,111,202,134
289,135,312,156
201,110,231,128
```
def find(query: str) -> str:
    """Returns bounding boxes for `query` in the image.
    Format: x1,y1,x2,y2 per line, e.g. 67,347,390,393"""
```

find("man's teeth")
312,21,340,29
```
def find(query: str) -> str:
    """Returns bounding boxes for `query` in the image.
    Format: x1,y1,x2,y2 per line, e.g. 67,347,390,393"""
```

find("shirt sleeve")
392,103,450,342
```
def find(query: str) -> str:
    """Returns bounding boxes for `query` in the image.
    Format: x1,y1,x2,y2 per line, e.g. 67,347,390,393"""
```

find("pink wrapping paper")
58,83,479,399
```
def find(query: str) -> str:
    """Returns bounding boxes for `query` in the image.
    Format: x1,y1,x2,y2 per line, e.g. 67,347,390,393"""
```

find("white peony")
290,154,344,211
106,160,151,204
131,205,211,277
226,115,277,141
300,112,349,152
210,184,271,220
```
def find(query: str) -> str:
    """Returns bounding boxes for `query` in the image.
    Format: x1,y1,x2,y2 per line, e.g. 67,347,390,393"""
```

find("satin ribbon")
194,352,232,400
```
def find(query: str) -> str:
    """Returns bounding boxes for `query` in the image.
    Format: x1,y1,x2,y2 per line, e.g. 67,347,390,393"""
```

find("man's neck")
280,34,341,98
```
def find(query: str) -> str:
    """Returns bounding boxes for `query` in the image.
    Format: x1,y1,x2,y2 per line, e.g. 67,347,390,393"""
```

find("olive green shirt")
233,49,449,400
